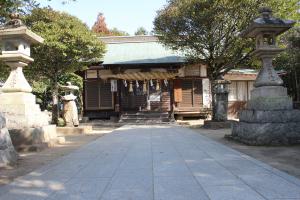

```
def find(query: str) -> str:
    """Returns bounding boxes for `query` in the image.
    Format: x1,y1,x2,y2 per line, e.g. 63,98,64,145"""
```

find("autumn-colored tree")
92,12,110,36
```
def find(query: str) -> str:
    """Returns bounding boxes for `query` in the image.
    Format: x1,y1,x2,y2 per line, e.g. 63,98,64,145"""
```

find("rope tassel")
156,80,160,91
143,81,147,92
129,81,133,92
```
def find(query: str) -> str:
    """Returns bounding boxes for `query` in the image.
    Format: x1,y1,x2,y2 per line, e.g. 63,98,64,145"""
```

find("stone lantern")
213,79,231,122
231,8,300,145
0,14,61,150
60,82,79,127
0,14,49,129
203,78,232,129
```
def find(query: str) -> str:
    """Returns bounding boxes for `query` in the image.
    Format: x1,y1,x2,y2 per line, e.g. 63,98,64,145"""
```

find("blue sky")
36,0,168,35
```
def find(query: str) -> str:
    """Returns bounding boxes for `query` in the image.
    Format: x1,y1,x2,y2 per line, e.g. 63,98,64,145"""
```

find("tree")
135,27,148,35
275,28,300,102
24,8,105,124
110,27,129,36
0,0,38,24
154,0,299,121
92,12,110,36
92,13,129,36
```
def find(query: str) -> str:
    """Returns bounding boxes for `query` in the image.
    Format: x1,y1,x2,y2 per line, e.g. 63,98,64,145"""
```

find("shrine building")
82,36,256,121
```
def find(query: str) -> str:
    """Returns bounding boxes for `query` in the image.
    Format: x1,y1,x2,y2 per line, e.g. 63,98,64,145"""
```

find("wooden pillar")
117,80,122,115
170,79,175,120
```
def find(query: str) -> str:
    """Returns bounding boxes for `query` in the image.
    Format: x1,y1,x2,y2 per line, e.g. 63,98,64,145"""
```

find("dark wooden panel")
85,81,100,110
99,81,113,109
174,79,182,102
180,80,193,107
194,79,203,106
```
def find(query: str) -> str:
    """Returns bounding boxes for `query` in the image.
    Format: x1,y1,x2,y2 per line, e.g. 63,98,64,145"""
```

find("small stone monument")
60,82,79,127
204,79,231,129
0,114,18,167
231,8,300,145
0,14,61,150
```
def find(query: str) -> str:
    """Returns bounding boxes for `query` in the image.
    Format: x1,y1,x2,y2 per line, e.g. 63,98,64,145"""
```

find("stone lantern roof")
241,7,295,38
0,26,44,44
0,13,44,44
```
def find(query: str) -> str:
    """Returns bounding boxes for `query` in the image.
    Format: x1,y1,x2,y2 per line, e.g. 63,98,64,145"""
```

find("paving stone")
47,178,109,200
238,172,300,199
101,175,153,200
188,160,242,186
202,184,266,200
154,176,210,200
1,125,300,200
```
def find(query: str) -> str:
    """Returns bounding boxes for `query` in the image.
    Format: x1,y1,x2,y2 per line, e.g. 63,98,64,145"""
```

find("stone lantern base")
231,86,300,145
0,92,49,129
0,92,64,150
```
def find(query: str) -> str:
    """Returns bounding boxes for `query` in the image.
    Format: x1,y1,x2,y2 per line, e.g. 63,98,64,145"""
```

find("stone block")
203,120,233,129
0,92,36,105
251,86,287,98
0,115,18,167
9,125,59,151
56,126,93,135
231,121,300,145
239,110,300,123
0,92,49,129
246,96,293,110
57,136,66,144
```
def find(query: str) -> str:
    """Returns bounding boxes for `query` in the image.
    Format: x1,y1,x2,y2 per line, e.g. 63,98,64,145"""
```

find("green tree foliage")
275,28,300,102
135,27,148,35
154,0,299,120
110,27,129,36
24,8,105,123
0,0,38,24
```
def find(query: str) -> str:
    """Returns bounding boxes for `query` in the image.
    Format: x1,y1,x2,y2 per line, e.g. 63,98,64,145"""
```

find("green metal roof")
101,40,186,65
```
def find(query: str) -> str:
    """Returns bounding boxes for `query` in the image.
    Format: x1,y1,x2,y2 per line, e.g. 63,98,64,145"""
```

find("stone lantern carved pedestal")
0,15,62,151
231,8,300,145
60,82,79,127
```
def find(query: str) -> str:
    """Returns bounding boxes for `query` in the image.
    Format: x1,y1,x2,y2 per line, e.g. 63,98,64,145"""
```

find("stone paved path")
1,125,300,200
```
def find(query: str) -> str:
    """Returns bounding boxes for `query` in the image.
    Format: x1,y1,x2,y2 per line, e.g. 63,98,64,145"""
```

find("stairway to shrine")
120,111,172,124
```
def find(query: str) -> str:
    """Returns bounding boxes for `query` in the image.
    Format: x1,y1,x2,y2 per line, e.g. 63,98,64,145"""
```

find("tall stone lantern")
231,8,300,145
0,14,49,129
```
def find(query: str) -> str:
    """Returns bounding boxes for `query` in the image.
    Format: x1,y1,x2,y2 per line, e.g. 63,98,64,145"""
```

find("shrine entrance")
120,79,170,112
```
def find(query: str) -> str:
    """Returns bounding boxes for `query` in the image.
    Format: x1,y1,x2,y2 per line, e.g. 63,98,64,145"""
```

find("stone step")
120,117,171,123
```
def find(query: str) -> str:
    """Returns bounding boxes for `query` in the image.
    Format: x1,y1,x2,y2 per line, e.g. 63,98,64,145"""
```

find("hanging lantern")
136,80,139,88
156,80,160,91
143,81,147,92
129,81,133,92
123,80,127,87
164,79,168,87
150,79,154,87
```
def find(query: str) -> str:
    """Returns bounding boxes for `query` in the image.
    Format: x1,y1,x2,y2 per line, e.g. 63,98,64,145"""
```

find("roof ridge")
99,35,159,44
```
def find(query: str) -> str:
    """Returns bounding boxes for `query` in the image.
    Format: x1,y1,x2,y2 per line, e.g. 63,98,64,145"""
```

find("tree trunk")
52,78,59,124
295,69,300,102
210,79,217,121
